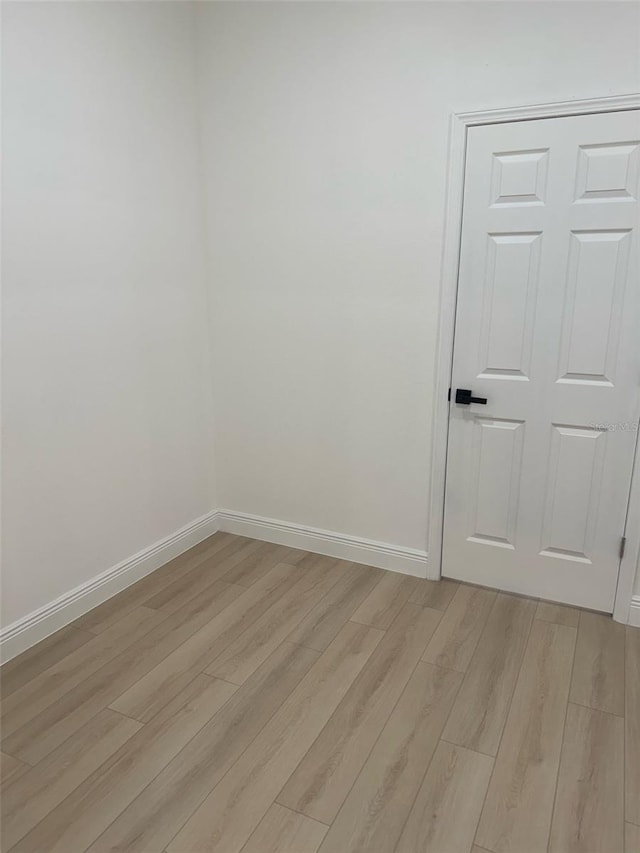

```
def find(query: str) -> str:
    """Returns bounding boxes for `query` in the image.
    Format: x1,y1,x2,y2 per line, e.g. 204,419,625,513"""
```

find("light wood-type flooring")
1,532,638,853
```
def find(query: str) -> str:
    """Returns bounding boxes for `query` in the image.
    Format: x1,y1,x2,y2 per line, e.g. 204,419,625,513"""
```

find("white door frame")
427,93,640,624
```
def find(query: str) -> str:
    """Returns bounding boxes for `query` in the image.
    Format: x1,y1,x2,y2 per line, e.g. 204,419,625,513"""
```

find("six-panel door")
443,109,640,611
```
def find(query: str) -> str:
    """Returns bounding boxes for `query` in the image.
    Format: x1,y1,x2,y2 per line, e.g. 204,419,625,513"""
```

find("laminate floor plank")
549,702,624,853
3,583,243,764
110,562,308,721
475,619,577,853
10,675,237,853
570,610,625,716
0,753,28,791
0,625,94,698
626,624,640,826
277,603,442,824
86,641,320,853
442,593,536,755
240,804,328,853
422,584,497,673
174,532,238,561
167,621,383,853
142,538,265,611
221,541,308,587
141,558,242,613
318,661,462,853
287,561,383,651
2,533,633,853
205,559,346,685
396,741,493,853
350,572,418,630
1,709,142,850
70,532,241,632
625,822,640,853
409,577,459,610
0,606,163,747
535,600,580,628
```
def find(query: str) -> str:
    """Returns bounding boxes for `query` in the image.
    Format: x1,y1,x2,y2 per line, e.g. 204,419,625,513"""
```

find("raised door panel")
491,149,549,207
574,141,639,203
539,425,607,563
478,233,541,381
557,230,632,386
467,418,525,550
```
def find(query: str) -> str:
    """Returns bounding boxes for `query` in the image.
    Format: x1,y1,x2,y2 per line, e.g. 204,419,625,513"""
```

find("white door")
443,109,640,611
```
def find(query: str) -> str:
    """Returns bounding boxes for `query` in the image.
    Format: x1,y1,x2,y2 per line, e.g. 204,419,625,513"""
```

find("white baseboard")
0,510,220,664
216,509,429,578
629,595,640,628
4,503,639,664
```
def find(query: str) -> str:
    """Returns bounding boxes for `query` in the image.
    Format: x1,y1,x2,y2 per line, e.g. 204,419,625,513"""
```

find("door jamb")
427,93,640,623
614,434,640,625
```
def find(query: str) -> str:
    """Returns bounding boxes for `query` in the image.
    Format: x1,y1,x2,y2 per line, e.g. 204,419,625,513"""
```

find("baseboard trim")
1,508,427,664
0,510,220,663
216,509,428,578
629,595,640,628
4,505,638,662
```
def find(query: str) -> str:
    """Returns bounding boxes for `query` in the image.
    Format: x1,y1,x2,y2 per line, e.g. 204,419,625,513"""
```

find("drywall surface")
2,2,214,625
196,1,639,552
3,1,640,633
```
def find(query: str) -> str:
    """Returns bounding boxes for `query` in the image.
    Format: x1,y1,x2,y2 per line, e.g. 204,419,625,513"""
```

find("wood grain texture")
205,560,344,685
86,641,319,853
3,584,242,763
422,584,496,672
318,661,462,853
142,537,271,610
1,606,163,749
0,625,94,698
10,675,237,853
536,600,580,628
140,556,240,613
625,822,640,853
1,752,28,791
442,593,536,755
220,542,307,587
396,741,493,853
241,804,328,853
410,577,459,610
475,619,577,853
549,703,624,853
109,563,299,721
350,572,418,629
278,603,442,824
1,534,635,853
626,625,640,826
1,709,142,850
167,621,383,853
570,610,625,716
287,562,383,651
70,532,239,632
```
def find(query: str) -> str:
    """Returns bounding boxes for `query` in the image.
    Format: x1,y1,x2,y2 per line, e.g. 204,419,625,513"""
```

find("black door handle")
455,388,488,405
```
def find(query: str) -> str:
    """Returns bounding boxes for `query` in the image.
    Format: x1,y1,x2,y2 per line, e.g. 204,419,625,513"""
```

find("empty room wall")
3,0,640,642
197,1,640,554
2,2,214,626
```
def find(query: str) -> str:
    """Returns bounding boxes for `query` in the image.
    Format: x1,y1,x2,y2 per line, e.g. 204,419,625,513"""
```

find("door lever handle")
455,388,488,405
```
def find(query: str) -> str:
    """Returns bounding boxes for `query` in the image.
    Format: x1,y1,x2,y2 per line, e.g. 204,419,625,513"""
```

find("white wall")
196,1,640,553
2,2,215,626
3,1,640,633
